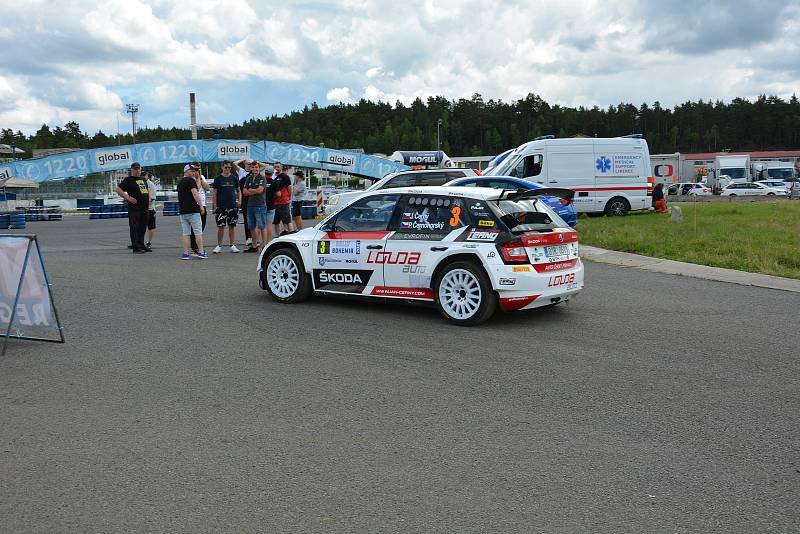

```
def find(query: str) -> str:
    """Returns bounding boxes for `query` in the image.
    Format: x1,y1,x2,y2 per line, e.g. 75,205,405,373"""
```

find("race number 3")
317,240,329,254
450,206,461,227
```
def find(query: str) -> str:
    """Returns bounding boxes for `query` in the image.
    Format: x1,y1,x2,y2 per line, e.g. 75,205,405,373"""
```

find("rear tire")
434,261,496,326
604,197,630,216
262,248,312,303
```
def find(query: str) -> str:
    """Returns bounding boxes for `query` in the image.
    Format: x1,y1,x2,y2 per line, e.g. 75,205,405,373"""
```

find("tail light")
647,177,654,197
497,240,529,264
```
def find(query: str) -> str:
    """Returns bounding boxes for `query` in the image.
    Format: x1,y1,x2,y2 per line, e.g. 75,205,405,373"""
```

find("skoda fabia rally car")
257,186,584,325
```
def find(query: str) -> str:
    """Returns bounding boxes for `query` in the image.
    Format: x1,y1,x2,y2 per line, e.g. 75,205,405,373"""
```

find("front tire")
263,248,311,303
604,197,630,216
434,261,496,326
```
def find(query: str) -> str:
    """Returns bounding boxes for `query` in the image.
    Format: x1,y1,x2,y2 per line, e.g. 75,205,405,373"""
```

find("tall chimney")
190,92,197,140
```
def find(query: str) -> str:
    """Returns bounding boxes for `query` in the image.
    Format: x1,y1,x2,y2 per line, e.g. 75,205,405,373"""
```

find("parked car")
325,168,478,215
720,182,787,197
755,180,791,194
667,182,712,196
443,175,578,227
257,186,584,325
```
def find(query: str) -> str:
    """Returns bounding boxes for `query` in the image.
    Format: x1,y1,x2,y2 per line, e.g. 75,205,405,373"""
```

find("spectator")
211,160,242,253
291,170,306,230
177,164,207,259
115,162,150,254
144,171,157,250
241,160,268,253
235,158,254,250
272,163,293,235
263,164,277,243
189,162,210,254
652,183,668,213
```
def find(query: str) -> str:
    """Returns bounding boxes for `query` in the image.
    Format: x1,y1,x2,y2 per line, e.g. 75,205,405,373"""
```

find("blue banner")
0,140,408,182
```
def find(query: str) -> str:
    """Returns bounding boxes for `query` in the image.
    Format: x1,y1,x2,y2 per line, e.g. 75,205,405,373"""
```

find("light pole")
126,104,139,144
437,119,443,168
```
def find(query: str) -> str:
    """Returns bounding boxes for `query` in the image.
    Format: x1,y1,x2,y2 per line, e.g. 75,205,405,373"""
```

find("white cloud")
326,87,353,103
0,0,798,135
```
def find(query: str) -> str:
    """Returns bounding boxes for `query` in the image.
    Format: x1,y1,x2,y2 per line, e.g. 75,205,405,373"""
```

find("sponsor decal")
478,219,495,227
402,265,426,273
548,273,576,287
521,232,578,246
470,202,485,210
318,240,361,255
487,251,496,258
313,269,374,289
449,206,461,227
499,278,516,286
512,266,532,273
463,244,479,249
318,257,343,266
467,230,499,242
533,259,578,273
325,152,356,167
95,148,132,168
301,242,310,247
370,286,434,299
367,251,421,265
595,154,642,175
218,143,250,158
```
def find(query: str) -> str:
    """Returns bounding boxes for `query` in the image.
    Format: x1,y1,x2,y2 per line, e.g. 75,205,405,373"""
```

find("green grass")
576,200,800,280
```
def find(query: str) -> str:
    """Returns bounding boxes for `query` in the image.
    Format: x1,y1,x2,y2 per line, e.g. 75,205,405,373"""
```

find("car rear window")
493,198,569,233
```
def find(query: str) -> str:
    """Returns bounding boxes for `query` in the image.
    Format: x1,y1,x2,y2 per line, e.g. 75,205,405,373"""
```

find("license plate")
544,245,570,257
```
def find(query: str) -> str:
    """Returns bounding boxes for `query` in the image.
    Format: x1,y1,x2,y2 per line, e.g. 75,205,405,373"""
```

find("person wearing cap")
115,162,150,254
177,164,207,259
234,158,258,249
291,170,306,230
189,161,211,254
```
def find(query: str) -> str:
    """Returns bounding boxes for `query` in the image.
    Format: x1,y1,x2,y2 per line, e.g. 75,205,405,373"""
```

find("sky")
1,0,799,136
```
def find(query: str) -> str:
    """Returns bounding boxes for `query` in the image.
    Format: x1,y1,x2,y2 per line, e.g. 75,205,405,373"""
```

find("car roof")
384,168,473,177
361,185,503,199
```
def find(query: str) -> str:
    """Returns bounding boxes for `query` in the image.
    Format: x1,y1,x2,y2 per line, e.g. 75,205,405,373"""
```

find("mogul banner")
0,139,407,183
0,235,64,354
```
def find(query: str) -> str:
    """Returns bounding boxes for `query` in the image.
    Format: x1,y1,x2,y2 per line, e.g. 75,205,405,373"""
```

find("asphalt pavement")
1,216,799,533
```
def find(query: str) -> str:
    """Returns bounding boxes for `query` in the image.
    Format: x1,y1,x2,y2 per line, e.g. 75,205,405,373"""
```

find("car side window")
411,173,448,186
459,180,479,187
395,195,472,233
383,174,417,189
334,195,400,231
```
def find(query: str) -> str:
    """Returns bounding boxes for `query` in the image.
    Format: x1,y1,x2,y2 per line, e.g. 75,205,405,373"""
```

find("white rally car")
257,186,584,325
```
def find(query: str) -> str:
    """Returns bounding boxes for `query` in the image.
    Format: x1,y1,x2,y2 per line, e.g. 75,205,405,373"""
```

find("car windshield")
720,168,746,180
488,154,520,176
492,197,569,233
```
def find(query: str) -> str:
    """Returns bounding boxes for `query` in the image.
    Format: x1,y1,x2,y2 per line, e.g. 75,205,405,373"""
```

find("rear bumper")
490,259,585,311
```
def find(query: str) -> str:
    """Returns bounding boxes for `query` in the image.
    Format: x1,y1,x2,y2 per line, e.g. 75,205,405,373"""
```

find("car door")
312,194,400,296
380,193,475,300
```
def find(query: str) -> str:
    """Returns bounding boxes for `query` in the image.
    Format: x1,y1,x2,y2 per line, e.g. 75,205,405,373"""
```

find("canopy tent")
0,177,39,189
0,144,25,155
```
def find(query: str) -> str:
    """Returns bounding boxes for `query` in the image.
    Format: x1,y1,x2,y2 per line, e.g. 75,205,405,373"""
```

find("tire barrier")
162,201,180,216
1,212,27,229
15,206,63,222
89,204,128,220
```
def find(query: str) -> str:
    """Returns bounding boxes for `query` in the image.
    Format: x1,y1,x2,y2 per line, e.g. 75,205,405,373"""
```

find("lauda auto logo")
548,273,576,287
366,251,422,265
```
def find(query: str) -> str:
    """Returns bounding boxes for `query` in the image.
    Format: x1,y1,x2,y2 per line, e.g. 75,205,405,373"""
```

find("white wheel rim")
267,255,300,298
438,269,482,320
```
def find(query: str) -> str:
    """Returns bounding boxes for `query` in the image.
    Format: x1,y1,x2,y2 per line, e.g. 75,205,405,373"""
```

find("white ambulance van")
485,136,653,216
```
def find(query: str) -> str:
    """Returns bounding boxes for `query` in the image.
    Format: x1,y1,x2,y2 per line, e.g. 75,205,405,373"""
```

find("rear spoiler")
504,188,575,202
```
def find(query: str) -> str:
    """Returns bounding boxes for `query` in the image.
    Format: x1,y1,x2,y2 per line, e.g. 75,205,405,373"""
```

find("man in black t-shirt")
211,160,241,253
115,162,150,253
177,164,207,259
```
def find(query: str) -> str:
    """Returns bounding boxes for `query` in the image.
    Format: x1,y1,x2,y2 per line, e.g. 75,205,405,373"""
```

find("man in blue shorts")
241,161,267,253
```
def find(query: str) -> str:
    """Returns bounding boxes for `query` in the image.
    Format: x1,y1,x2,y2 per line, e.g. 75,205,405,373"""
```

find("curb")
580,245,800,293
